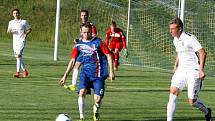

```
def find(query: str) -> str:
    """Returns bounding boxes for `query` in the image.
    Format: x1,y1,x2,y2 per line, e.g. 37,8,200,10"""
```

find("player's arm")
7,22,12,33
121,31,128,57
121,32,127,49
59,47,79,86
173,53,179,73
24,28,32,38
105,31,110,46
198,48,207,80
100,41,115,81
91,24,97,37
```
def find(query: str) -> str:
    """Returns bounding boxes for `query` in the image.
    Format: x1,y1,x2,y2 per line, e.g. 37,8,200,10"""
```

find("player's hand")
199,69,206,80
109,71,115,82
123,49,128,58
58,76,66,86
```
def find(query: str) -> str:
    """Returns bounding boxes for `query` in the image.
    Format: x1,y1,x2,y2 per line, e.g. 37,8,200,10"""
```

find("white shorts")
13,41,25,56
171,69,202,99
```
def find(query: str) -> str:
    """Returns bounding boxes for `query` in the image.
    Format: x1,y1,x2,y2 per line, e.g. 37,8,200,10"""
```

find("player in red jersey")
106,21,128,70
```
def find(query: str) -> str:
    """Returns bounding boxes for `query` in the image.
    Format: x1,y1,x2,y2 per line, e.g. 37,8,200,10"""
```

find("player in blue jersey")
59,23,115,121
64,10,98,91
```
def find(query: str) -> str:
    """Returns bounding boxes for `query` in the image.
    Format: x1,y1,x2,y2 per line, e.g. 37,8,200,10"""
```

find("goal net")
59,0,215,75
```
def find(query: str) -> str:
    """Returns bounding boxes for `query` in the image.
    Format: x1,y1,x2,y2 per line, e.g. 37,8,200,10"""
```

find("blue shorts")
78,72,108,98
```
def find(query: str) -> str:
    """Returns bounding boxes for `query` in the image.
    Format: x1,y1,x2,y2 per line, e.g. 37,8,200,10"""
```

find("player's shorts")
170,69,202,99
109,41,123,51
78,72,108,98
13,41,25,56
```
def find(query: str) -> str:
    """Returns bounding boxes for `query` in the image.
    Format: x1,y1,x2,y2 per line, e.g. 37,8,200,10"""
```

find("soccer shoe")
93,112,100,121
205,108,212,121
14,72,20,78
63,85,76,91
23,70,29,78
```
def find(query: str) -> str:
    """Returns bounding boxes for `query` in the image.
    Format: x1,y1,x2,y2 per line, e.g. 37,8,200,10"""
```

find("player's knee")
94,94,102,103
16,54,22,58
188,99,197,106
74,62,81,69
169,87,180,96
79,89,87,97
115,49,119,53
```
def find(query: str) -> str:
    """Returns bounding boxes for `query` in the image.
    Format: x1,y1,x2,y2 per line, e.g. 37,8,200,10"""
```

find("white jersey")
173,32,202,70
8,19,31,54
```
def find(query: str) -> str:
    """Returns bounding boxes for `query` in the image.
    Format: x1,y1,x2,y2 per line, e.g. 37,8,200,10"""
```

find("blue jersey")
73,37,110,78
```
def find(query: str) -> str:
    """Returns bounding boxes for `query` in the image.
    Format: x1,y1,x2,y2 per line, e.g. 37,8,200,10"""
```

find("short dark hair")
80,9,89,16
11,8,20,14
111,21,117,27
169,18,183,30
81,22,92,31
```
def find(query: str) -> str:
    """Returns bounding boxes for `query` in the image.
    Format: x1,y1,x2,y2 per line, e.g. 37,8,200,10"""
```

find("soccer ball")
55,114,71,121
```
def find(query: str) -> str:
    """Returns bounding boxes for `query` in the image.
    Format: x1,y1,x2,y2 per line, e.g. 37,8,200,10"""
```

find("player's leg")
14,53,21,78
72,62,81,86
187,71,212,120
167,87,180,121
167,71,185,121
19,48,29,78
109,41,116,69
78,88,87,120
78,73,91,120
113,48,120,71
64,62,81,91
93,77,106,121
114,42,123,71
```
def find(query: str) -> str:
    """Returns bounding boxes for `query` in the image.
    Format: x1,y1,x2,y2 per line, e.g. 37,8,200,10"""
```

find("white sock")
20,57,26,71
16,57,21,72
167,93,177,121
72,68,79,86
93,102,102,113
192,99,209,115
78,96,85,119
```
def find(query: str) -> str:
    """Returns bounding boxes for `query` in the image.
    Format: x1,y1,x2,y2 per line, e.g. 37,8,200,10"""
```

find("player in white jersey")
167,18,212,121
7,8,32,78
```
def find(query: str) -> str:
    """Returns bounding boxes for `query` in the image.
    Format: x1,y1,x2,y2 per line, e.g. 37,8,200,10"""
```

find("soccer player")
106,21,128,70
7,8,32,78
167,18,212,121
64,10,98,91
59,23,115,121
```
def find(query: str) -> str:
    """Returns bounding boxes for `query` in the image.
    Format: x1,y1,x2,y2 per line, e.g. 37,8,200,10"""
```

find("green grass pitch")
0,39,214,121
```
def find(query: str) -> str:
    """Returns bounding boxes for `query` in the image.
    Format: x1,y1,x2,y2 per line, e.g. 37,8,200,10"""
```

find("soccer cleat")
14,72,20,78
205,108,212,121
93,113,100,121
63,85,76,91
23,70,29,78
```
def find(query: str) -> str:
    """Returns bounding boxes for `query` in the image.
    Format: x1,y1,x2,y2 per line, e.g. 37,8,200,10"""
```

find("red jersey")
106,27,126,49
80,22,97,36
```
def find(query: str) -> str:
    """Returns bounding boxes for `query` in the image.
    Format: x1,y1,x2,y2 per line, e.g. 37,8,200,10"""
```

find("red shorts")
109,41,123,51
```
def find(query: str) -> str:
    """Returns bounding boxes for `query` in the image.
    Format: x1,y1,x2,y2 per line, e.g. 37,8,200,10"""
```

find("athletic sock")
167,93,177,121
16,57,21,72
93,101,101,113
72,68,78,86
20,57,26,71
114,52,119,66
192,99,209,115
78,96,85,119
